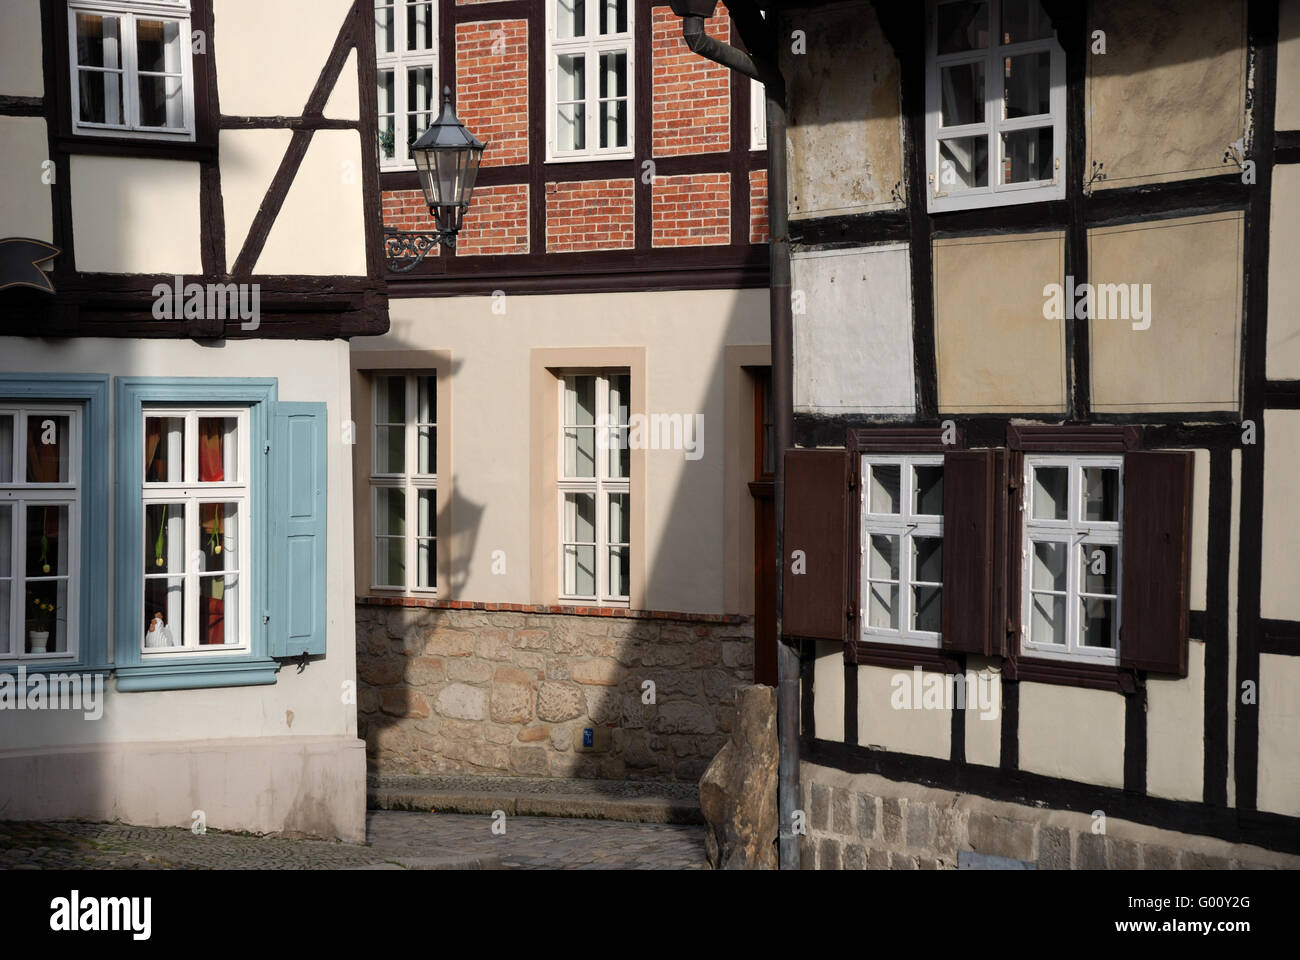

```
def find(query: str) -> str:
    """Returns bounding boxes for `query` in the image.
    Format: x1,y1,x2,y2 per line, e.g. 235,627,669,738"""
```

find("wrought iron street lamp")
383,86,486,272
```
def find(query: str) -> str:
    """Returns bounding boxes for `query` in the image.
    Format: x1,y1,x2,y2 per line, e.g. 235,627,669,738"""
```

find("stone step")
368,788,704,825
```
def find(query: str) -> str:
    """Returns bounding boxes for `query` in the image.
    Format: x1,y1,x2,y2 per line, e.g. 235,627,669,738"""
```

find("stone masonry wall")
800,763,1300,870
356,602,755,781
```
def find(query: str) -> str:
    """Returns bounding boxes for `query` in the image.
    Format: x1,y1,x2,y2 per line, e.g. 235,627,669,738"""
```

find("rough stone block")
1037,825,1071,871
831,787,853,835
1076,832,1107,870
856,793,878,840
967,811,1036,863
819,838,842,869
882,797,904,845
843,844,868,870
810,782,831,832
435,683,487,721
536,682,584,722
906,801,933,850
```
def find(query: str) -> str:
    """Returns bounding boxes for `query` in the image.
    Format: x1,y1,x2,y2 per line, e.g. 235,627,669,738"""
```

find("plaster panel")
1088,213,1243,412
784,1,904,218
1280,0,1300,132
1086,0,1246,190
257,129,367,275
0,0,43,97
813,640,845,743
792,244,915,414
1019,682,1126,788
1261,411,1300,621
220,128,293,270
1146,641,1205,802
69,156,202,274
1267,165,1300,379
856,664,951,760
1258,653,1300,818
0,116,52,242
933,231,1067,413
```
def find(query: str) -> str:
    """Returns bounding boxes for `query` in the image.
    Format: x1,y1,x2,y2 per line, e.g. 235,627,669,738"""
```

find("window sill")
114,657,279,692
1007,655,1137,693
847,639,960,674
56,134,216,162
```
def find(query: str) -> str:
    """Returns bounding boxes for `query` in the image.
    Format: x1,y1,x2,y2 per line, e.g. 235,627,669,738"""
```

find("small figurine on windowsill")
144,612,175,648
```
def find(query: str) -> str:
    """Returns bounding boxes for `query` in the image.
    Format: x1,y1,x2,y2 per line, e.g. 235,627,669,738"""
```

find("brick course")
546,178,635,252
749,168,769,244
456,20,528,167
652,4,731,156
651,172,730,247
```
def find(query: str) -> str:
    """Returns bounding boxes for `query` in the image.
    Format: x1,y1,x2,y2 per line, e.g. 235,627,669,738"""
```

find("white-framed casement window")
68,0,196,141
1020,455,1123,664
370,374,437,593
375,0,437,169
860,456,945,648
558,371,630,603
546,0,633,162
0,406,81,661
750,78,767,150
925,0,1065,212
141,407,250,653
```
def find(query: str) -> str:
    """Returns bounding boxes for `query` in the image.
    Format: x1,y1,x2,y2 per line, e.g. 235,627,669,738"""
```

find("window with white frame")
375,0,437,169
546,0,633,161
925,0,1064,212
559,371,630,603
68,0,196,141
370,375,437,593
1021,455,1122,664
141,408,249,652
750,78,767,150
0,407,81,660
860,456,944,647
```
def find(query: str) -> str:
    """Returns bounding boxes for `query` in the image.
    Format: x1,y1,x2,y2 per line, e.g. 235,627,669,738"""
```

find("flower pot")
28,630,49,654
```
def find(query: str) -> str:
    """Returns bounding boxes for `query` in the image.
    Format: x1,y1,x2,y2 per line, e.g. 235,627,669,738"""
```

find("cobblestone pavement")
0,811,708,870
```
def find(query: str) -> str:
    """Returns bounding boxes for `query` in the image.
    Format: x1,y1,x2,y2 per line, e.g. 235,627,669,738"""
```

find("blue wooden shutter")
269,402,328,658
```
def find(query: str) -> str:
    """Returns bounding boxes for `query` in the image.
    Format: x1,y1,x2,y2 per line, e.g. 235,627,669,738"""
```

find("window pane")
76,13,121,68
26,504,69,578
939,60,984,126
145,416,185,482
600,0,627,34
1031,466,1068,520
377,375,406,424
609,491,630,597
558,102,586,151
599,51,627,148
136,19,182,73
1030,593,1065,645
608,492,629,544
200,502,238,571
27,414,70,483
0,415,12,482
417,375,436,423
406,0,434,51
869,534,899,580
1030,539,1066,591
609,546,629,597
564,376,596,477
557,0,586,39
869,583,899,629
914,464,944,515
564,428,596,477
1001,126,1053,183
378,69,396,159
376,537,405,587
376,427,405,473
868,464,901,514
1081,542,1116,595
564,544,596,596
25,579,68,654
607,374,629,479
913,535,943,583
938,136,989,190
1001,0,1054,44
914,585,942,632
144,577,183,648
557,54,587,151
564,491,595,543
1081,597,1116,648
936,1,989,54
406,65,434,158
0,504,9,655
198,417,237,482
79,68,123,125
1083,466,1119,522
137,74,185,128
563,491,597,596
1003,52,1051,119
375,1,395,55
417,489,435,588
199,572,238,646
145,503,184,574
377,487,406,536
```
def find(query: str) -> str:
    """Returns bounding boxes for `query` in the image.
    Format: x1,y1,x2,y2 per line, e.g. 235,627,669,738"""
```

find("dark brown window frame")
51,0,218,160
845,426,964,674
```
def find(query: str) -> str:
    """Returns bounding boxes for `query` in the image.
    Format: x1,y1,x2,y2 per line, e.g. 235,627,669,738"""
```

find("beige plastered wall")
351,287,770,614
1086,0,1247,190
783,0,905,218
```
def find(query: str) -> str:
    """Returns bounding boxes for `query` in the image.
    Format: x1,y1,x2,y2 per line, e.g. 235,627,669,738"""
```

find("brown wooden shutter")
942,449,1006,656
783,448,851,641
1120,451,1193,676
